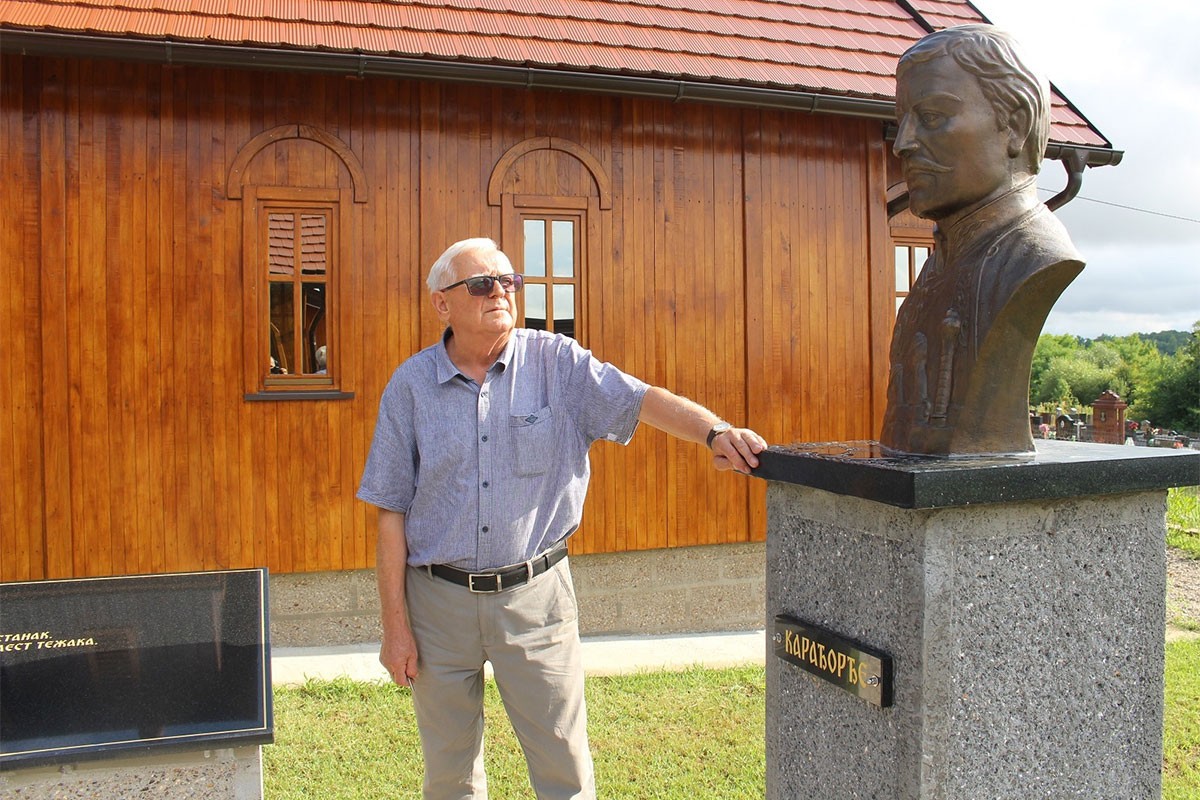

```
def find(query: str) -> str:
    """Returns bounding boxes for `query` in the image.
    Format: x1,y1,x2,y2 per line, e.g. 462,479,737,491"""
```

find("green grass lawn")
264,666,764,800
266,642,1200,799
1165,638,1200,798
1169,486,1200,558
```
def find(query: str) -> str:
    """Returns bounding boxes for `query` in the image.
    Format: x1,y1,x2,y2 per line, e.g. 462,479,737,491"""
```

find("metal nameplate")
773,614,893,708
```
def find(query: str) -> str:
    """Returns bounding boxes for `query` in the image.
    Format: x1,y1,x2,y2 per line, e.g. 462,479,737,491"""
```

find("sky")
971,0,1200,339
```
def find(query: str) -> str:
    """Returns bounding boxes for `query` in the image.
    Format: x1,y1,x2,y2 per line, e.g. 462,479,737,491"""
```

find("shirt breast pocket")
510,407,555,477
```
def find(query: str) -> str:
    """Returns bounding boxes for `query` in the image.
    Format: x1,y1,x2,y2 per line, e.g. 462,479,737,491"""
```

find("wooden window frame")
891,229,933,316
501,194,598,345
242,186,352,400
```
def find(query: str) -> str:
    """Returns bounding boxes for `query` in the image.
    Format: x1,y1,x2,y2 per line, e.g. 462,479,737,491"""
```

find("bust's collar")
934,177,1039,255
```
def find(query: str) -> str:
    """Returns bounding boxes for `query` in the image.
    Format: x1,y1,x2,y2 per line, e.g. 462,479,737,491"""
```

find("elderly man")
357,237,766,799
881,25,1084,456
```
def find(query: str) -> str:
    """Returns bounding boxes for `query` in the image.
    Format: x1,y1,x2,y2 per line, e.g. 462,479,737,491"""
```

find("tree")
1132,323,1200,432
1028,331,1185,412
1137,329,1190,356
1030,334,1083,402
1101,334,1162,407
1033,353,1116,407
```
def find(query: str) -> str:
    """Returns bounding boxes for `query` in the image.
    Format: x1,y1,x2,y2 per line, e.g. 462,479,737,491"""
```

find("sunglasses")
440,273,524,296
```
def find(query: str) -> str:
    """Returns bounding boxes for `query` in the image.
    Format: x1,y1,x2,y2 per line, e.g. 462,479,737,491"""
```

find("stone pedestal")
756,440,1199,800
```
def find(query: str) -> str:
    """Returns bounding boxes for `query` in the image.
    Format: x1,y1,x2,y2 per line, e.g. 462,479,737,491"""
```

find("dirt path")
1167,548,1200,642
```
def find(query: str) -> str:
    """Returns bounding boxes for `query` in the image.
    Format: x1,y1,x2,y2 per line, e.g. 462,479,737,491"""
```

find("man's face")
433,251,517,338
894,54,1018,221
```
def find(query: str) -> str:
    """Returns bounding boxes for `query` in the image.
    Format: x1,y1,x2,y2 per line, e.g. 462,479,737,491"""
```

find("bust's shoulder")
997,204,1082,267
973,205,1084,320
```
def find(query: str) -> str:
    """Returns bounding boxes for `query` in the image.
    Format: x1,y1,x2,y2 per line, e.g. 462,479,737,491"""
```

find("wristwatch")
706,421,733,448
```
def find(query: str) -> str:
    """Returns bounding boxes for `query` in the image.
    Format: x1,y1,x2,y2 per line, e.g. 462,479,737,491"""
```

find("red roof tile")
0,0,1110,148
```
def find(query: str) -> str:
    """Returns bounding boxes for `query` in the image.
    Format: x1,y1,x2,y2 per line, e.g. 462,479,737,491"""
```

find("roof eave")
0,29,894,116
0,29,1122,166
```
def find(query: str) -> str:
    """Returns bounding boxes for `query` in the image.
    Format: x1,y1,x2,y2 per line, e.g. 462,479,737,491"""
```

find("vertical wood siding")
0,54,889,580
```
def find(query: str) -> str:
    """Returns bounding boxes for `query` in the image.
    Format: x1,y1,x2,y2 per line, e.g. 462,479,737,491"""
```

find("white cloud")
979,0,1200,338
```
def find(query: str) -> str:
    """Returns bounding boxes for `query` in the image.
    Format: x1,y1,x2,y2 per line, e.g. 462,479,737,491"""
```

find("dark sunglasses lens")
463,274,523,295
465,276,494,296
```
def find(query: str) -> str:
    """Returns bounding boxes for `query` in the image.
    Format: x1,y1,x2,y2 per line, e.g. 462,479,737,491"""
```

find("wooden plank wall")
0,54,889,581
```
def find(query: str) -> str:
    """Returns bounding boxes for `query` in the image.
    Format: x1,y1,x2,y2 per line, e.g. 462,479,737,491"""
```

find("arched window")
228,125,365,399
490,138,610,344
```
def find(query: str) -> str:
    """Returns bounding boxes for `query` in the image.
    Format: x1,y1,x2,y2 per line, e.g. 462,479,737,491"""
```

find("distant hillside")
1093,329,1190,356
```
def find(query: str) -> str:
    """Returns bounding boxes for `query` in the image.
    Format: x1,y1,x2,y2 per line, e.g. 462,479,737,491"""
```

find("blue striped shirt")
357,328,649,570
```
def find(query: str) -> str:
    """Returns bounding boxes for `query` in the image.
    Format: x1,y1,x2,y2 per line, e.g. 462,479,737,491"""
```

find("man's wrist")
706,421,733,448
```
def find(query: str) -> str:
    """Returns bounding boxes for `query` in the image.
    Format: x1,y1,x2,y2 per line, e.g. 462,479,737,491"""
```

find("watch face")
708,422,733,447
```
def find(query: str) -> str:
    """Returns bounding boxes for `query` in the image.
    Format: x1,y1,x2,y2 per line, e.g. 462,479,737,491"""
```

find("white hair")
426,238,513,293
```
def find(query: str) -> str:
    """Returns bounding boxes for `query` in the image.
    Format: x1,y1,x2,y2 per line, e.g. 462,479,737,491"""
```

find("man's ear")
431,291,450,320
1005,106,1033,160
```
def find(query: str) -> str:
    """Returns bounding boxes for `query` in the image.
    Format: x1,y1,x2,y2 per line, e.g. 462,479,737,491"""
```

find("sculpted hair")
426,238,514,293
897,24,1050,175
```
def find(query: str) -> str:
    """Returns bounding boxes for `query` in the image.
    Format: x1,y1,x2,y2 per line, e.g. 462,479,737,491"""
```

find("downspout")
1045,148,1091,211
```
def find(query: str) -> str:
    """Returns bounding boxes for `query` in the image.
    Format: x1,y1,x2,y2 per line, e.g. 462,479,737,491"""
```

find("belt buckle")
468,572,500,593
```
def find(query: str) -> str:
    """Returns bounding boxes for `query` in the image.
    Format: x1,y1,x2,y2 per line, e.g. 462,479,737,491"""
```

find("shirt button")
481,435,488,442
482,526,490,533
482,481,490,488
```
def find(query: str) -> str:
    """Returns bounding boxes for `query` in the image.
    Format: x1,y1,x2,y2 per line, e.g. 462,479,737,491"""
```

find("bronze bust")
881,25,1084,456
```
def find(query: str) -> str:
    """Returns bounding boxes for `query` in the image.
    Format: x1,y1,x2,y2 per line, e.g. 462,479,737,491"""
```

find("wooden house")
0,0,1117,634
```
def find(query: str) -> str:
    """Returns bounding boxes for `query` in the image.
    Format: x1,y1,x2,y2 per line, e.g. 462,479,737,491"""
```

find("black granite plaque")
773,615,893,708
0,569,273,769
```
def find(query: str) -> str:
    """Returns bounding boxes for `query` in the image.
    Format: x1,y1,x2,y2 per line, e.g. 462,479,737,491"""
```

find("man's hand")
379,627,419,688
710,427,767,474
638,387,769,474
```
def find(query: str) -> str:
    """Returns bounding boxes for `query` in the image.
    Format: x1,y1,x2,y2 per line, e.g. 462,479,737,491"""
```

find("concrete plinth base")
0,745,263,799
760,441,1199,800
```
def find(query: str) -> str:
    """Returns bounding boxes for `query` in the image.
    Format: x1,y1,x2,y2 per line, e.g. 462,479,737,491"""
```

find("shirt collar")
434,327,515,385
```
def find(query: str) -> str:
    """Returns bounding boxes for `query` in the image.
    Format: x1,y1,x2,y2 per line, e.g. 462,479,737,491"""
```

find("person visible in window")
357,237,766,800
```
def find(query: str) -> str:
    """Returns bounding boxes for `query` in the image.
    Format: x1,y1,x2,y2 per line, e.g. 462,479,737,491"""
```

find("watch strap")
706,422,732,448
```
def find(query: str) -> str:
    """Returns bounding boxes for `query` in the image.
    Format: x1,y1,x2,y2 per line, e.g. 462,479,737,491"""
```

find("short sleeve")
356,370,418,513
558,337,649,445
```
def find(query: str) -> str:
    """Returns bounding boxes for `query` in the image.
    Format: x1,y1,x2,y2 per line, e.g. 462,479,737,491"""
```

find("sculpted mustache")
904,160,952,174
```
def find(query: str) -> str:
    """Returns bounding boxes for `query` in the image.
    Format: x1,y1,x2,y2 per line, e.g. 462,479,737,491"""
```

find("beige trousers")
405,558,595,800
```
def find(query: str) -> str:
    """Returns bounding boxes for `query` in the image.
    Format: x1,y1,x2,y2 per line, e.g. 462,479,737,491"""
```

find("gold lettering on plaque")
782,629,873,689
0,631,98,653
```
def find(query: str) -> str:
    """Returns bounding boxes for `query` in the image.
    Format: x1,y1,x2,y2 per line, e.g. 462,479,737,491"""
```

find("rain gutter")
2,29,1123,176
1,29,893,118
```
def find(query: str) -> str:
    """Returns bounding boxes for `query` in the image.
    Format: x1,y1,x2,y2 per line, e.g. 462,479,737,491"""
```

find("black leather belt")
427,542,568,593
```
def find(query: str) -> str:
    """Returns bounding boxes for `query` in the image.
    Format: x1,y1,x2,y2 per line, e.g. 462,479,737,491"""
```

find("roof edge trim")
0,29,897,119
0,30,1123,162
